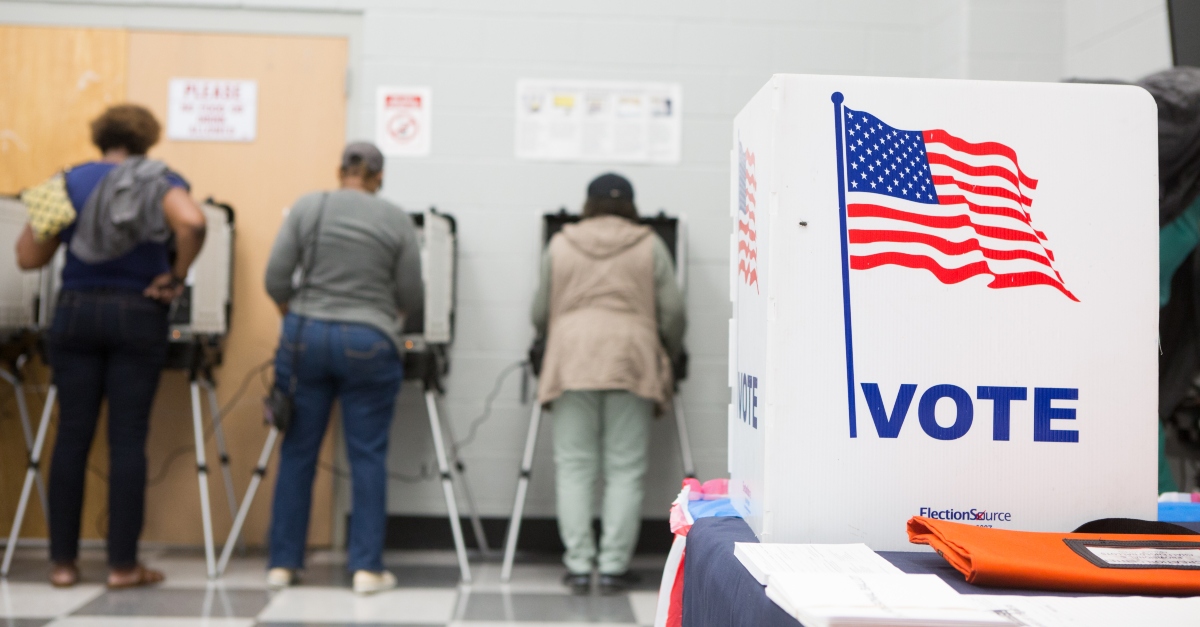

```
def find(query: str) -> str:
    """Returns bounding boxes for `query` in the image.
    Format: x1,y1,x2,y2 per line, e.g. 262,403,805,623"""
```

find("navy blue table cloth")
679,516,1200,627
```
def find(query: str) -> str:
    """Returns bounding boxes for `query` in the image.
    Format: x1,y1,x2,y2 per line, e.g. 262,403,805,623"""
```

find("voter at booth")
263,142,423,595
531,172,686,594
14,104,208,589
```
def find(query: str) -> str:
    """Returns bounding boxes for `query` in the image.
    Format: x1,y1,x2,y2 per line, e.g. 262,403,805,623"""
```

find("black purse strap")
285,192,330,394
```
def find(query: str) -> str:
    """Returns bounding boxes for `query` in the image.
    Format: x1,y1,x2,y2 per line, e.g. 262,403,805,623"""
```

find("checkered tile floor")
0,548,664,626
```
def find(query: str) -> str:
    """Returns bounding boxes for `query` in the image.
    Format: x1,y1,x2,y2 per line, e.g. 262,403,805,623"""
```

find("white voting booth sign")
729,75,1159,551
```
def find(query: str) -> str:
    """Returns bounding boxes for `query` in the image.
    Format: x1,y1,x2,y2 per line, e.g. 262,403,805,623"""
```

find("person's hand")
144,272,184,304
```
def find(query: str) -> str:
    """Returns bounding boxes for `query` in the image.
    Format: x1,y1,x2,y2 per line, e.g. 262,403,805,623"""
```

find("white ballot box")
729,74,1159,550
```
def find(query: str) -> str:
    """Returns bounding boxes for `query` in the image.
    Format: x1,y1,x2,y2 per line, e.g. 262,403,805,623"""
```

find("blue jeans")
46,289,169,568
268,314,402,572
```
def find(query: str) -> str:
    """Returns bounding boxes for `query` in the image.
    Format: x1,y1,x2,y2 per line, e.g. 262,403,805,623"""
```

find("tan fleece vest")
537,216,673,410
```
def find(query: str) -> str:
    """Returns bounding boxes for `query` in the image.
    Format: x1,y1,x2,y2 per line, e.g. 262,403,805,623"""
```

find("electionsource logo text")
919,507,1011,523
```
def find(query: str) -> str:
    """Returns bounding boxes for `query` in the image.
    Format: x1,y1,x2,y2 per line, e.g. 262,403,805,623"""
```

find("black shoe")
562,572,591,594
598,571,641,595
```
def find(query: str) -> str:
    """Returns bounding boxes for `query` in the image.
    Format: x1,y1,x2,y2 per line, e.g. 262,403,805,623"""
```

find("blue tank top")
59,162,189,292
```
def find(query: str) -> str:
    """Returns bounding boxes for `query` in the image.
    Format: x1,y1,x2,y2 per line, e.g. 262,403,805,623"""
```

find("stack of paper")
766,573,1010,627
734,542,1200,627
734,542,903,584
969,595,1200,627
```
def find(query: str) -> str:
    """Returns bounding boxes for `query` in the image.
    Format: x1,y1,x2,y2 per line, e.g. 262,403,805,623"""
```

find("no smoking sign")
376,86,431,156
387,111,419,143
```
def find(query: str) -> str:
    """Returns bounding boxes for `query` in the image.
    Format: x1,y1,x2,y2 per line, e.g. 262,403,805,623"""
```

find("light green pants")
552,389,653,575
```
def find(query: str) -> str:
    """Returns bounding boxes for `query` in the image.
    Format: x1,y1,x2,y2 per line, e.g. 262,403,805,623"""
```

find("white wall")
1065,0,1172,81
0,0,1175,524
367,0,963,520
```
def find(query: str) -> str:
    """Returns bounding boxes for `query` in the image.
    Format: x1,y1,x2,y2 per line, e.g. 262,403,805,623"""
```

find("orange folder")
908,516,1200,595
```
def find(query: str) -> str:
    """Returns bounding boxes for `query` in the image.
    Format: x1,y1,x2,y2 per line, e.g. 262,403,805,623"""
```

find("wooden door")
128,30,347,547
0,25,129,541
0,26,347,548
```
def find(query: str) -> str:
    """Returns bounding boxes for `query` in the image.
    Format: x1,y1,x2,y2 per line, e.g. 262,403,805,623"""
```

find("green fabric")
531,232,686,361
552,389,653,575
1160,422,1179,493
1160,196,1200,307
1156,197,1200,492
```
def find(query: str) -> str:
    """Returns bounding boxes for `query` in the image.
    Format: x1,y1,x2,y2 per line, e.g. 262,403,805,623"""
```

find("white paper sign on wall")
376,86,431,157
515,79,682,164
167,78,257,142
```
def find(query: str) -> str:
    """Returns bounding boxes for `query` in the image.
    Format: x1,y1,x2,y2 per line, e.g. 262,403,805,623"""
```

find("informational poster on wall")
515,79,682,164
167,78,257,142
376,86,432,157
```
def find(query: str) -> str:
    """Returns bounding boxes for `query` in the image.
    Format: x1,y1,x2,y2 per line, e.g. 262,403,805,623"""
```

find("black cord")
218,359,273,418
318,460,437,484
313,359,528,485
147,358,273,488
452,360,526,453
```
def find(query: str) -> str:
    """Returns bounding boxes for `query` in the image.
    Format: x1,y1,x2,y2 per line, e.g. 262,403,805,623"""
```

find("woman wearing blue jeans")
263,142,423,595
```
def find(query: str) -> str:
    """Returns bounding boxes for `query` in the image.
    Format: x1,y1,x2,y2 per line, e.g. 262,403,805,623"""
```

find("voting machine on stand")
215,208,486,583
0,196,57,577
500,208,695,582
0,197,238,579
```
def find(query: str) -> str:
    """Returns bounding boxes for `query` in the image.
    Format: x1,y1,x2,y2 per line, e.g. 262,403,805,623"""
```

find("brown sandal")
107,564,165,589
50,562,79,588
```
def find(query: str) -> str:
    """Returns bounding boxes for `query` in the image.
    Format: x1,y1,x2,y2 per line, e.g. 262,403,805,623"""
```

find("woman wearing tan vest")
531,173,686,594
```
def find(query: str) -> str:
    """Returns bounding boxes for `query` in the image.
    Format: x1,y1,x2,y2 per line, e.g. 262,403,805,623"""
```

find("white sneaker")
353,569,397,595
266,567,297,590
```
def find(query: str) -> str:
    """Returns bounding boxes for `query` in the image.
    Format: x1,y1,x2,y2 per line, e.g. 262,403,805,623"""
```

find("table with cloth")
660,497,1200,627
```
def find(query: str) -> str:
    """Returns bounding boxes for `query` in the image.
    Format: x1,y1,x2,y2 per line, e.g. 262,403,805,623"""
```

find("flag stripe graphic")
851,252,1075,299
842,106,1076,301
926,152,1031,198
847,203,1044,245
931,175,1033,208
848,229,1054,267
737,141,760,291
923,129,1038,190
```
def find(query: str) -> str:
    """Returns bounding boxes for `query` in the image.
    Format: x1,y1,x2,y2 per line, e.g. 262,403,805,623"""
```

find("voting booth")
216,208,484,582
499,208,696,582
0,196,240,578
729,75,1160,551
0,197,46,331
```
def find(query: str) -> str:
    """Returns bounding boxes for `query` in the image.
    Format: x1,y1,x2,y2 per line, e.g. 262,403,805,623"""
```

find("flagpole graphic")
832,91,858,438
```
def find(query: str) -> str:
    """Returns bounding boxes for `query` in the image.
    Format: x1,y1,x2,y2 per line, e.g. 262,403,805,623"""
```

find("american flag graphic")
738,141,759,292
840,106,1077,301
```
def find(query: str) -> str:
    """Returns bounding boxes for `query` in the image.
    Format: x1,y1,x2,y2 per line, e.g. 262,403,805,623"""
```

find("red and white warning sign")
376,86,431,157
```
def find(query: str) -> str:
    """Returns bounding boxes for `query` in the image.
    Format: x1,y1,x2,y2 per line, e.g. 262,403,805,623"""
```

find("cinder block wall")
1,0,1171,524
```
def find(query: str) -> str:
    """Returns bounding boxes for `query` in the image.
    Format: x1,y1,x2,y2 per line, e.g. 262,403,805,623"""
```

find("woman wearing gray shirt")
263,143,422,595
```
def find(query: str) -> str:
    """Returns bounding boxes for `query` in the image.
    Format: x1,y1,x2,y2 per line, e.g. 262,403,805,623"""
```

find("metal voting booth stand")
217,209,488,583
499,210,697,582
0,197,60,576
0,198,237,579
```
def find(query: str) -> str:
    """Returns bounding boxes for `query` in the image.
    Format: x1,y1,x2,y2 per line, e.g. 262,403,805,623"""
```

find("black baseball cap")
587,172,634,201
341,141,384,174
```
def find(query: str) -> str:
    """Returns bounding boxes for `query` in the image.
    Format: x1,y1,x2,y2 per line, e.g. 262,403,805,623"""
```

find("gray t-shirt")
265,189,423,351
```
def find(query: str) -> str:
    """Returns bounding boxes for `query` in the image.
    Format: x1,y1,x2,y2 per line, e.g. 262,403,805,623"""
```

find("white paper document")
167,78,257,142
734,542,903,585
969,595,1200,627
514,79,681,164
1084,546,1200,568
766,573,1009,627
